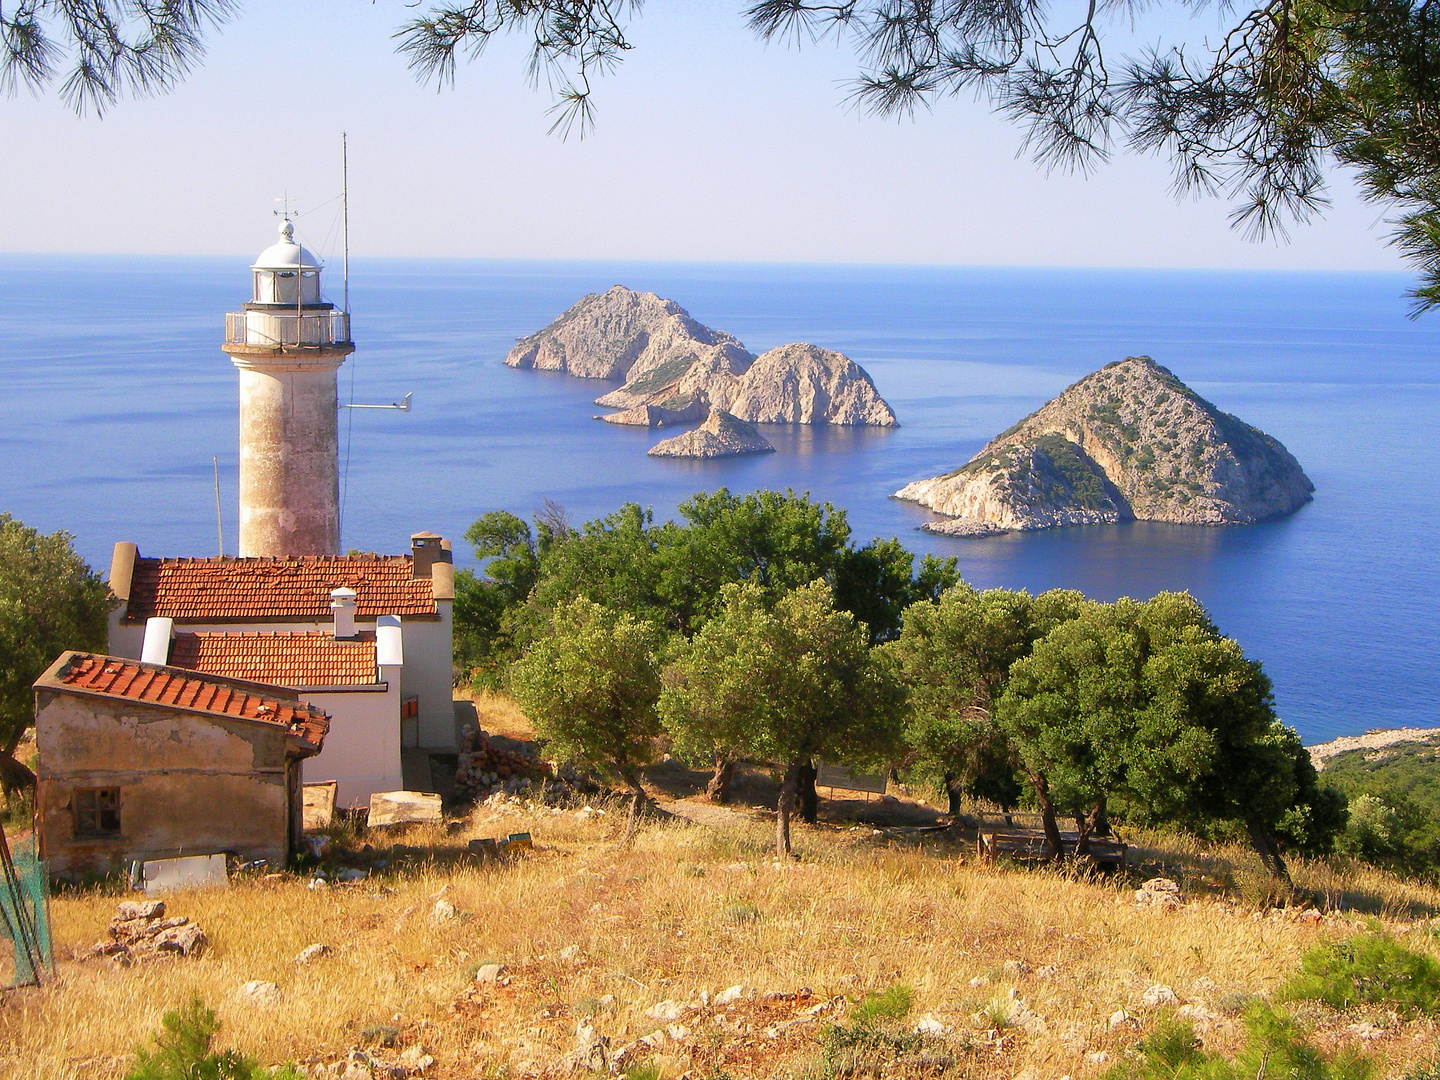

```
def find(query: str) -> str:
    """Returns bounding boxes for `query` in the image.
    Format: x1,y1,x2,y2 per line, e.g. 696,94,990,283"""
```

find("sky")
0,0,1409,270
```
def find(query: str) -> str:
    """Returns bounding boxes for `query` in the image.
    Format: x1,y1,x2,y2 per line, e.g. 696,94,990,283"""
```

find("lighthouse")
222,219,354,556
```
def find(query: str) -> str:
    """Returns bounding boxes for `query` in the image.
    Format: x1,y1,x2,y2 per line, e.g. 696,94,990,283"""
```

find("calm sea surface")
2,256,1437,743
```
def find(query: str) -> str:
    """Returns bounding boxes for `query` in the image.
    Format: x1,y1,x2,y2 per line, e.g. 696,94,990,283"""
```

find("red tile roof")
47,654,328,751
169,631,380,688
122,554,438,624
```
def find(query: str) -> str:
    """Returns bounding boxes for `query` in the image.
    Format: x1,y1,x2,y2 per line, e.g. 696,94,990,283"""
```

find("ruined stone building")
34,653,329,879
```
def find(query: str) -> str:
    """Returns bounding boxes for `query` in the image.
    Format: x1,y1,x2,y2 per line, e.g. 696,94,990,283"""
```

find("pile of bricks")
453,727,547,802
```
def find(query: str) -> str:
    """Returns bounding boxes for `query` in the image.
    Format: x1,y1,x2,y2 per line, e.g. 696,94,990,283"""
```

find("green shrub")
1103,1002,1371,1080
850,983,913,1026
808,983,934,1080
1279,933,1440,1015
125,996,304,1080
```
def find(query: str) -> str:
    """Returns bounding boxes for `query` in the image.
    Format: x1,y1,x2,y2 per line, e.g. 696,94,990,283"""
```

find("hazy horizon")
0,1,1412,273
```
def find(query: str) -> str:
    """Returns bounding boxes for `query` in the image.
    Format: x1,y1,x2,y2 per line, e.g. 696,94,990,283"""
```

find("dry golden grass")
455,689,538,743
4,803,1440,1080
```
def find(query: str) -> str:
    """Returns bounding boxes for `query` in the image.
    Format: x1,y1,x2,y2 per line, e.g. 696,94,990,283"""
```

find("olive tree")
997,592,1341,877
0,513,109,791
888,585,1084,816
508,596,662,839
660,580,907,856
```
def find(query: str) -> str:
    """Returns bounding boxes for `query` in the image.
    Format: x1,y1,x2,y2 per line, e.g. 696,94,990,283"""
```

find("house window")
74,787,121,835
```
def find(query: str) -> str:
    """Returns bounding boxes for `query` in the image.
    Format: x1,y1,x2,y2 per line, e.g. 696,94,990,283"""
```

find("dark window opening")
74,787,121,835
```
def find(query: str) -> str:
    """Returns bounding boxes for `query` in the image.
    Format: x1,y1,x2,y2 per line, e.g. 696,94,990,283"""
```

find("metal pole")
213,455,224,556
342,132,350,317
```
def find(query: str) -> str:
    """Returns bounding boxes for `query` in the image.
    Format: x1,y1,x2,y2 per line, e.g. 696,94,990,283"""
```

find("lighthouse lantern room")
222,218,355,558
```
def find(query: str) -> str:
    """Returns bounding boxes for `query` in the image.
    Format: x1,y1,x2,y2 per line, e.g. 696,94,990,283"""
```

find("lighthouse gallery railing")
225,310,350,348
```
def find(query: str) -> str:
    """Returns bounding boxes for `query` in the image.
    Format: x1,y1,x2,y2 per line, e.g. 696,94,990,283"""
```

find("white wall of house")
301,666,402,808
107,606,455,749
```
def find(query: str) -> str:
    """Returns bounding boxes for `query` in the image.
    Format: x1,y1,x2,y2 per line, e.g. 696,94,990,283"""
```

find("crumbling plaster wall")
35,691,293,877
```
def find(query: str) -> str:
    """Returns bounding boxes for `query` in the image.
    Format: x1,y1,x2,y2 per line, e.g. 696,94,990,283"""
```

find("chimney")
411,532,444,580
110,542,138,602
141,617,173,665
330,587,358,640
376,614,403,668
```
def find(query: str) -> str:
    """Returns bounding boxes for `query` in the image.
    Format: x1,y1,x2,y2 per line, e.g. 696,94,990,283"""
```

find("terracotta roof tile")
50,654,329,751
169,631,380,688
123,554,438,623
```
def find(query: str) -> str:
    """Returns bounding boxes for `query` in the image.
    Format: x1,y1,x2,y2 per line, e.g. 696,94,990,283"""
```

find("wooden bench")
976,815,1127,869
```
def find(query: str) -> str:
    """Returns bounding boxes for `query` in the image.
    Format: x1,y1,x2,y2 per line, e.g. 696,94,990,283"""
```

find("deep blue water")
2,256,1437,743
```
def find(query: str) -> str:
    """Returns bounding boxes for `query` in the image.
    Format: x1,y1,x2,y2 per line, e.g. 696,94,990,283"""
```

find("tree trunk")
1028,771,1064,861
706,753,735,804
776,759,802,858
797,761,819,824
621,769,648,845
1094,797,1112,838
944,771,964,818
1245,816,1292,884
1074,799,1104,857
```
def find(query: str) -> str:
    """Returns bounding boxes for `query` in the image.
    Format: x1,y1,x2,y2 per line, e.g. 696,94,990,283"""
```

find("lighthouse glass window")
74,787,121,835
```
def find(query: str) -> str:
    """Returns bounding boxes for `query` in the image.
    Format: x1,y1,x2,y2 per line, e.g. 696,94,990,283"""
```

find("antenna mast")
342,132,349,315
213,455,224,556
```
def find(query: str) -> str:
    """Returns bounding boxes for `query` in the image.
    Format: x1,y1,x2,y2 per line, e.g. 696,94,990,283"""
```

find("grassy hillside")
5,792,1440,1080
1322,736,1440,877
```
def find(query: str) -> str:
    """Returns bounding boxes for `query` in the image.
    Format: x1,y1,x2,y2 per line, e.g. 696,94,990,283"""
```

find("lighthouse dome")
252,218,322,271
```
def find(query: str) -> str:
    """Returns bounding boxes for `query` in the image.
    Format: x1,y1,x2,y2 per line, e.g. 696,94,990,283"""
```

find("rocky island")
508,285,898,429
648,408,776,459
895,356,1314,536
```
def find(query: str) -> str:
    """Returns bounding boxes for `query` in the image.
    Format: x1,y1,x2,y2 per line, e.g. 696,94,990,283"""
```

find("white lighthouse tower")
222,219,354,557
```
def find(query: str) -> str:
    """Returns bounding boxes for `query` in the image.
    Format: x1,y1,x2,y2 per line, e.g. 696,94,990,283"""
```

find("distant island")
506,286,898,456
648,408,775,459
895,356,1314,536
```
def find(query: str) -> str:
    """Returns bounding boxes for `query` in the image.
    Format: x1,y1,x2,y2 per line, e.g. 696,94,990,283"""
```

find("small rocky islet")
894,356,1314,536
648,408,776,459
506,285,897,456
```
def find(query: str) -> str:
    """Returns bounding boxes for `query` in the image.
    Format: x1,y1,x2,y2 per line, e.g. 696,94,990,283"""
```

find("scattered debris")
368,791,443,828
143,853,228,894
303,781,337,832
77,900,207,964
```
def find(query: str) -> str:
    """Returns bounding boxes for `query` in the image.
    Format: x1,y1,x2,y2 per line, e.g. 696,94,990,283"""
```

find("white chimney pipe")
141,617,173,665
330,587,358,640
376,614,403,668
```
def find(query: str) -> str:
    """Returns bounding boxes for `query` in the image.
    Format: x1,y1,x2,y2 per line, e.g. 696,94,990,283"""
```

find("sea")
2,256,1437,745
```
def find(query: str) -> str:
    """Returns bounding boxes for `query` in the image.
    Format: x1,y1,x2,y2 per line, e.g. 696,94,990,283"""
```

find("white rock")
645,999,689,1021
1346,1022,1384,1040
1086,1051,1110,1065
474,963,507,984
969,975,991,987
915,1013,950,1035
1178,1003,1217,1021
639,1029,666,1049
236,980,281,1006
431,899,457,923
666,1023,691,1041
1108,1008,1131,1030
398,1046,435,1073
294,943,332,965
1142,985,1178,1008
714,985,747,1005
